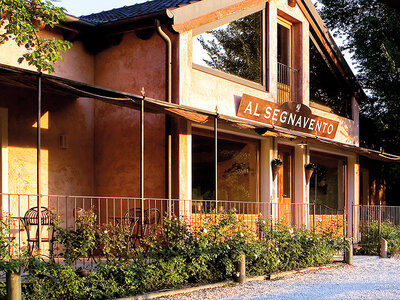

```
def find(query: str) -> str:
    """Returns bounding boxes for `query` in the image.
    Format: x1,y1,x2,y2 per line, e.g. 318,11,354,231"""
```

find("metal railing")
1,194,346,266
277,62,299,104
354,205,400,238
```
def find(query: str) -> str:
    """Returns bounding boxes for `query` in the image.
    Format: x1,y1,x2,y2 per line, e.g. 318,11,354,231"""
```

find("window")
277,18,298,103
193,11,264,85
309,152,346,211
192,133,259,209
309,36,352,119
277,21,291,67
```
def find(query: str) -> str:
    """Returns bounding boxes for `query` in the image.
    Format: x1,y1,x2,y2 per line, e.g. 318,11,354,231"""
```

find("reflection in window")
309,37,352,119
192,134,258,213
193,11,263,83
309,153,345,211
278,24,290,66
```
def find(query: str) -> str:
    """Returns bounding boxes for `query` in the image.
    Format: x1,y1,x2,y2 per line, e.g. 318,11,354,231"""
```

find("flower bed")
0,211,344,300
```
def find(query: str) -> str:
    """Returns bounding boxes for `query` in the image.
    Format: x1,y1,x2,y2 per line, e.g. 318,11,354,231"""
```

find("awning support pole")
140,95,145,228
37,75,42,252
214,115,218,211
167,117,172,217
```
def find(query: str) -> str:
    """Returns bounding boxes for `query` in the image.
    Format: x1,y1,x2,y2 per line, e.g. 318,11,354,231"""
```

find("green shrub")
0,281,5,300
11,212,342,299
358,220,400,255
54,210,97,265
258,217,342,272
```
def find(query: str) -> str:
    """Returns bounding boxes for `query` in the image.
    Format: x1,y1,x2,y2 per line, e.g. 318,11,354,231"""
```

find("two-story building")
1,0,398,245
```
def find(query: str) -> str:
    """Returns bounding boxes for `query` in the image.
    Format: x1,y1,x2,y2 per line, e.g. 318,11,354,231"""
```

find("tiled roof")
80,0,195,25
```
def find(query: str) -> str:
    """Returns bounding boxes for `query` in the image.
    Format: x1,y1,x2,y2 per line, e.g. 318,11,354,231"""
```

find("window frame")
192,6,267,91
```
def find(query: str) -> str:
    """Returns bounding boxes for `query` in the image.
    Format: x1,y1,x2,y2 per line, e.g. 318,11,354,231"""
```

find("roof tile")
80,0,195,25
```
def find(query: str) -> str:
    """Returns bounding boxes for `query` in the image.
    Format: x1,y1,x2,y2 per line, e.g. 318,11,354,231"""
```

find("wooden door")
278,146,294,225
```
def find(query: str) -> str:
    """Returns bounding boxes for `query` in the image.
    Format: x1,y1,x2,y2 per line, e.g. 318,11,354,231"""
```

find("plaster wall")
0,27,95,84
93,31,170,198
0,85,95,213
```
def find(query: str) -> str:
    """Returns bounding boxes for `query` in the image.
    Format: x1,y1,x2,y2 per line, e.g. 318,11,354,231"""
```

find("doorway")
278,145,294,225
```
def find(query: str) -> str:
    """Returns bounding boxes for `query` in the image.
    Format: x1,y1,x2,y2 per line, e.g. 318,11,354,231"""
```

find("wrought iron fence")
354,204,400,241
1,194,345,267
277,62,299,104
356,205,400,227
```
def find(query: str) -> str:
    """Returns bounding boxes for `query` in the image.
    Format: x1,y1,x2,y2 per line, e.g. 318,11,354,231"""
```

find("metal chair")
143,208,161,236
124,207,161,248
21,206,55,257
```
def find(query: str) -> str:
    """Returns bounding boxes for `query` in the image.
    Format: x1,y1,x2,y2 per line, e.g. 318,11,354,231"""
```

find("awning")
0,63,398,163
0,63,213,123
218,113,400,162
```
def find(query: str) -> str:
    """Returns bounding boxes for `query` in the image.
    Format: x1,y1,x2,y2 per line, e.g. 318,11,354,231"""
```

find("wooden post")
345,240,353,265
237,252,246,283
6,271,21,300
380,238,388,258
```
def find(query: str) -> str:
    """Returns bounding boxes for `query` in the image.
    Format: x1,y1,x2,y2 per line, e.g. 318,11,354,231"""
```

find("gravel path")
160,256,400,299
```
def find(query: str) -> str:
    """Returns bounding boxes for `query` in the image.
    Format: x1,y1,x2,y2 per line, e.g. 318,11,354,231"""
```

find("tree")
0,0,72,73
318,0,400,204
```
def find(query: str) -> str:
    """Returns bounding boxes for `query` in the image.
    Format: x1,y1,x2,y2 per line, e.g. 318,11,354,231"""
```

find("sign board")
237,94,339,139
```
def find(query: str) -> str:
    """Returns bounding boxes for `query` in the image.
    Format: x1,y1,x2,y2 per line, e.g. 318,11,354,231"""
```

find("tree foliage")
318,0,400,150
0,0,72,73
318,0,400,203
197,12,262,83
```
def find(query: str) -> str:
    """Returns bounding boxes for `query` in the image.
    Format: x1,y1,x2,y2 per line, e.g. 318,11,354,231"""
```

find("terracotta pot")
305,169,314,185
272,164,282,181
288,0,297,7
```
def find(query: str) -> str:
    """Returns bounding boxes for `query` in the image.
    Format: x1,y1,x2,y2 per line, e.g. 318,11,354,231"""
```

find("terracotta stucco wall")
0,85,95,217
93,31,170,198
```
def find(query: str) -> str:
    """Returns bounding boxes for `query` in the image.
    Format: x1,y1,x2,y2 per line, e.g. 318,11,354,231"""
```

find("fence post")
312,204,315,233
6,270,21,300
378,204,382,241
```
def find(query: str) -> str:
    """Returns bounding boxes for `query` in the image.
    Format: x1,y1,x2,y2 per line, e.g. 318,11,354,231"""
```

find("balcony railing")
277,62,299,104
1,194,346,267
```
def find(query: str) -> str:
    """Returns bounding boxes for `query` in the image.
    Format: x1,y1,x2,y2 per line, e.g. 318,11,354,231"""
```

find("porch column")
294,145,309,227
347,155,360,240
260,138,275,219
270,138,279,221
177,119,191,218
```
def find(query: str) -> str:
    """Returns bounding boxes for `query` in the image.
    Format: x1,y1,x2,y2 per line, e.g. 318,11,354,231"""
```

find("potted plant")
304,163,316,185
271,158,283,181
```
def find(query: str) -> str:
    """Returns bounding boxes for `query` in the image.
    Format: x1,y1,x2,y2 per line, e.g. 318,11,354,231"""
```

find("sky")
57,0,147,16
